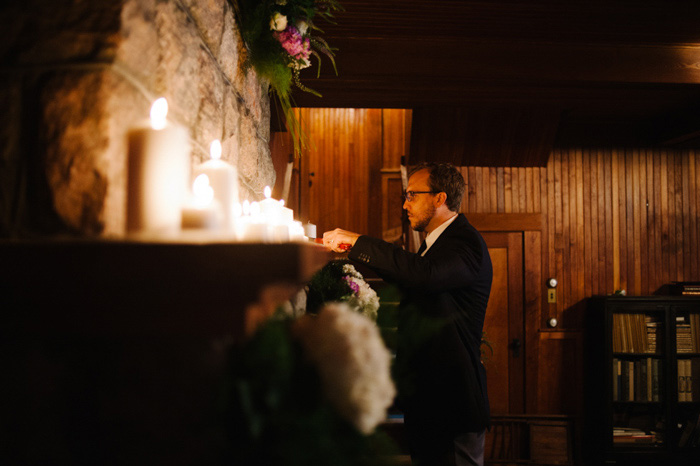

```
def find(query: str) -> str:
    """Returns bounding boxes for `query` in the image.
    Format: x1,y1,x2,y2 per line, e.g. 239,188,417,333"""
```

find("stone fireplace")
1,0,275,238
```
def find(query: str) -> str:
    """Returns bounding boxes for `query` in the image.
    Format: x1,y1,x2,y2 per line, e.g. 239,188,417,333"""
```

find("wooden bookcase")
585,296,700,465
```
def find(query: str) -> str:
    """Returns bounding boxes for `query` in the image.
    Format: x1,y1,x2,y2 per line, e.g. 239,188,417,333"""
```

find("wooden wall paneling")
546,155,556,321
537,331,583,415
490,167,499,212
647,150,658,293
583,149,592,299
520,165,526,212
681,151,691,280
639,149,648,294
685,150,700,280
524,230,542,413
625,149,635,295
635,150,644,295
659,150,669,289
476,167,485,212
505,167,513,213
666,149,676,284
603,149,613,294
497,167,505,213
674,152,684,281
589,150,599,296
468,167,477,212
540,163,551,322
367,109,384,238
575,149,585,322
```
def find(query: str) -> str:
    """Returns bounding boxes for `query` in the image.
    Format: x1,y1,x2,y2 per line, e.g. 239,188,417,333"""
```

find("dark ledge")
0,239,330,464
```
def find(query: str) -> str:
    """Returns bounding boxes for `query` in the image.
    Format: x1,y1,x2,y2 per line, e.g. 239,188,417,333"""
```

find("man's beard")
411,204,436,232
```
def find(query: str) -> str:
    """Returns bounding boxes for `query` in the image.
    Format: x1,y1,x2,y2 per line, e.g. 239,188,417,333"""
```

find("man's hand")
322,228,361,253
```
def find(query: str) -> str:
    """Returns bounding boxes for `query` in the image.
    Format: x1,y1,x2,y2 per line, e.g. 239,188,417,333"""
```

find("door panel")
482,232,525,414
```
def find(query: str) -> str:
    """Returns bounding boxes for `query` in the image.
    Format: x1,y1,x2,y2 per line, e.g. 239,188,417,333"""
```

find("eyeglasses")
402,190,439,202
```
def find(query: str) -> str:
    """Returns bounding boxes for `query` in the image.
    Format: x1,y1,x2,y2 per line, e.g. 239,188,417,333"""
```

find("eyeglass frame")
402,190,440,202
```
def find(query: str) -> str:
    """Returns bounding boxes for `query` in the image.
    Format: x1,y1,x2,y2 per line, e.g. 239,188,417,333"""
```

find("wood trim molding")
466,213,544,232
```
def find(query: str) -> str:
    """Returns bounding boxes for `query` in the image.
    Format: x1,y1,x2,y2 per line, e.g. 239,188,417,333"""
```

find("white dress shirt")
420,213,459,256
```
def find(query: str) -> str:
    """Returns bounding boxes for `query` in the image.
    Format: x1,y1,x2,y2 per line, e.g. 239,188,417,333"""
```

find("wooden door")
481,232,525,414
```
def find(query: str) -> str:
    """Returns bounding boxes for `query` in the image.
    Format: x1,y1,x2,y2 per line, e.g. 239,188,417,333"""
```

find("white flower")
269,12,288,31
345,277,380,320
293,303,396,434
296,20,309,35
342,264,363,279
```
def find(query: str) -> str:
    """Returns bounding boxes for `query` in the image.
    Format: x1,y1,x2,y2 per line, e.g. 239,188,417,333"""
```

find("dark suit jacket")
349,214,492,436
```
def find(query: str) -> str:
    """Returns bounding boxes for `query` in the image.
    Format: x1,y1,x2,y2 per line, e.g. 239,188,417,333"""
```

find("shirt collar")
421,213,459,256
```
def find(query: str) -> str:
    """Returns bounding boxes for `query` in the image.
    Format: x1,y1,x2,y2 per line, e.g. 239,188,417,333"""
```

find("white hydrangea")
293,302,396,435
345,277,380,321
342,263,363,279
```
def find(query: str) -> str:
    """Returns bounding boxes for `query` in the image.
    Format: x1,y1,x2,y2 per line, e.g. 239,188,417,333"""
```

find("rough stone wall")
0,0,274,237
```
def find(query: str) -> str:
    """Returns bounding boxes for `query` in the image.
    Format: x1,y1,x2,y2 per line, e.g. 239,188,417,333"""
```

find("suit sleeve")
349,234,485,293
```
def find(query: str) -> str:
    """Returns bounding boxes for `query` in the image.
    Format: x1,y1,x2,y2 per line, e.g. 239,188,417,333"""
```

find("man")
323,162,492,466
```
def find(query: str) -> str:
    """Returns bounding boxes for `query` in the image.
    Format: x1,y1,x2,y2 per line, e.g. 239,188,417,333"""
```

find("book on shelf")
613,427,656,444
613,313,664,354
613,357,663,402
670,281,700,295
678,358,699,402
677,315,694,353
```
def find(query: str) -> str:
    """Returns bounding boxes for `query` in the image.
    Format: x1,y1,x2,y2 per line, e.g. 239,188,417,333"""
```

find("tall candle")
126,97,190,235
193,140,239,230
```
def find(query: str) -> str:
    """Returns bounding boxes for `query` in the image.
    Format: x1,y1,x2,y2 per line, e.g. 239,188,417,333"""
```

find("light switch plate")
547,289,557,303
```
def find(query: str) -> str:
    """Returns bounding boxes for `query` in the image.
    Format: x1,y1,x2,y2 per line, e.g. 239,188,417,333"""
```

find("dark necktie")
417,241,427,256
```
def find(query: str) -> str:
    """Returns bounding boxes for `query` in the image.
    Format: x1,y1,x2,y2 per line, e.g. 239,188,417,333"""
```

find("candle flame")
210,139,222,160
150,97,168,130
264,185,272,199
242,199,250,216
280,199,285,207
192,174,214,206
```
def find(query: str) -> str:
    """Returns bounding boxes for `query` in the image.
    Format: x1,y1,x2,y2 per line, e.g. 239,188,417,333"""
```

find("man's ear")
435,192,448,207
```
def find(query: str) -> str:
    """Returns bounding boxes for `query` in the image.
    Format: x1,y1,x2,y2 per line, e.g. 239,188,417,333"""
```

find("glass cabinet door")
610,310,666,448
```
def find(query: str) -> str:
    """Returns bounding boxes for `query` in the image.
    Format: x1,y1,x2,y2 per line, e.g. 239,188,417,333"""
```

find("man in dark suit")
323,162,492,466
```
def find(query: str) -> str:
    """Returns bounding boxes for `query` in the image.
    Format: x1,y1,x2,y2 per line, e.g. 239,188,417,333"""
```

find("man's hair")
409,162,465,212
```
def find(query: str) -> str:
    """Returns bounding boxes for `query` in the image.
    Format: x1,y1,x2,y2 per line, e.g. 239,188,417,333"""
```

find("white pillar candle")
193,140,239,230
126,97,190,235
303,221,317,238
242,201,270,242
259,186,282,223
181,174,222,230
278,199,295,224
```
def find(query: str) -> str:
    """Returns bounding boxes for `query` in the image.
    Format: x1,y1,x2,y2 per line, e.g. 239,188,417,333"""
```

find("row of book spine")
612,358,662,402
677,314,700,353
612,314,663,353
678,359,700,402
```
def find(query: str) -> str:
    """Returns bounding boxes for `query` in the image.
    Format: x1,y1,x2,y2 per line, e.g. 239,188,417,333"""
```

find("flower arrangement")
306,259,380,320
236,0,342,155
224,304,397,465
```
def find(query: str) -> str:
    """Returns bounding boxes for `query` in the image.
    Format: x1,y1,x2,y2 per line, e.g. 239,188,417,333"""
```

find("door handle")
512,338,521,358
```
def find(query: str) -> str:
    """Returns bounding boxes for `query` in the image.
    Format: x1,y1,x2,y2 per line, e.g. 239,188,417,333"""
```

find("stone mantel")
1,240,330,464
2,239,330,338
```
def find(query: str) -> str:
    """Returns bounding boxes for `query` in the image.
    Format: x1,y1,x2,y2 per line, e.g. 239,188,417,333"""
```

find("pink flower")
343,276,360,294
273,26,311,62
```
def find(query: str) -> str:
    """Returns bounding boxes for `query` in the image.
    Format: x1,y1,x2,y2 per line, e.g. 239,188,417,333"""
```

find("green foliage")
236,0,343,156
305,259,354,315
